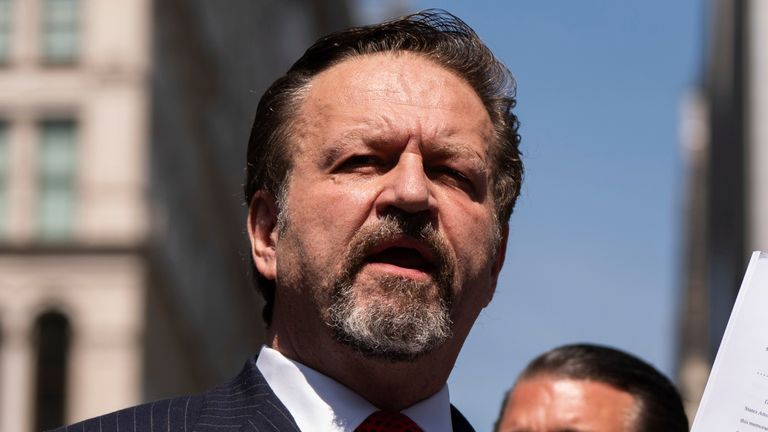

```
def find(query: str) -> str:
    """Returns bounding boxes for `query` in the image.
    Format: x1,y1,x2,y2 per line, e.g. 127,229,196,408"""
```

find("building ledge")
0,242,146,256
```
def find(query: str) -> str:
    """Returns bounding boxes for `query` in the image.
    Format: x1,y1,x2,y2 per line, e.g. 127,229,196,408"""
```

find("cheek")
444,205,498,272
442,204,499,311
335,181,378,214
286,180,378,252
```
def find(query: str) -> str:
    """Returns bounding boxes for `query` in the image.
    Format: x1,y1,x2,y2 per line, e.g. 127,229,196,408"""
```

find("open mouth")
363,239,437,274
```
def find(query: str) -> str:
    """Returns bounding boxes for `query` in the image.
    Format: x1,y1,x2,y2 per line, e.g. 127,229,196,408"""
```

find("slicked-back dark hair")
245,10,523,324
496,344,689,432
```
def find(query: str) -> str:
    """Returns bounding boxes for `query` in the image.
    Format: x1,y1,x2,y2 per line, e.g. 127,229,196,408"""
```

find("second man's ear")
247,191,280,281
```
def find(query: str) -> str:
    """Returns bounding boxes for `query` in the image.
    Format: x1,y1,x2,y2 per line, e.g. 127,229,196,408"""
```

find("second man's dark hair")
501,343,689,432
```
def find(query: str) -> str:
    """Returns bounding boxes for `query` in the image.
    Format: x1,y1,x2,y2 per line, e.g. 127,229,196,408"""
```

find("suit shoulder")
47,394,205,432
47,357,286,432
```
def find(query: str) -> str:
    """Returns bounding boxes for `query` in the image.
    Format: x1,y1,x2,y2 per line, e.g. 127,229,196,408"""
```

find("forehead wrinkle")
336,113,420,150
362,92,461,111
359,85,483,116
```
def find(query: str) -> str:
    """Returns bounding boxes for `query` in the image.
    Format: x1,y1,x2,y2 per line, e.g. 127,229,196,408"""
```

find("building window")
0,121,7,237
0,0,11,64
42,0,78,64
34,311,71,431
39,120,76,240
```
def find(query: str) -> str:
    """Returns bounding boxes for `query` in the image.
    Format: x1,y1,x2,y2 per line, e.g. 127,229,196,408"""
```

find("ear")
483,223,509,307
247,191,279,281
492,223,509,278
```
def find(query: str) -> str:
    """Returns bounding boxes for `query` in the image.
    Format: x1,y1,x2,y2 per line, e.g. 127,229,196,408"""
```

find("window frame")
38,118,77,241
41,0,80,65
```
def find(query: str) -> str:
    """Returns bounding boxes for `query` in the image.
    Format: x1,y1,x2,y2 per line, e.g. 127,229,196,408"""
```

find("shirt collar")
256,346,452,432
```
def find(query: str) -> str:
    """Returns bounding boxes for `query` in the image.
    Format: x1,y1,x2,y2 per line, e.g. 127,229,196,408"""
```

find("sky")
358,1,704,429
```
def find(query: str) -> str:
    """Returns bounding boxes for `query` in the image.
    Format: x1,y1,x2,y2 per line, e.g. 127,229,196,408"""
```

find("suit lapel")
450,404,476,432
197,356,475,432
194,356,300,432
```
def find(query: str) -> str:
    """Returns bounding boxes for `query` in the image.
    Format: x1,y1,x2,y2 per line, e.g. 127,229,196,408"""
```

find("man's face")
497,374,637,432
258,51,505,361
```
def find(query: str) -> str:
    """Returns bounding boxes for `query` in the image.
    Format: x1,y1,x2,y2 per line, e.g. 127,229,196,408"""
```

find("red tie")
355,410,424,432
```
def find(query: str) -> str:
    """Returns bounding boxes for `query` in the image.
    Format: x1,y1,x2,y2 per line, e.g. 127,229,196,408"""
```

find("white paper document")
692,251,768,432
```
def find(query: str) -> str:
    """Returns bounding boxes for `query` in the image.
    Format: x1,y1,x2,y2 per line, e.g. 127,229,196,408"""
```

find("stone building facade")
0,0,350,430
678,0,768,419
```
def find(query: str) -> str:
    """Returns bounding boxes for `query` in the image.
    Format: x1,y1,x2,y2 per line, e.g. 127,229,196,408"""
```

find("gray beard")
326,213,456,362
328,273,453,362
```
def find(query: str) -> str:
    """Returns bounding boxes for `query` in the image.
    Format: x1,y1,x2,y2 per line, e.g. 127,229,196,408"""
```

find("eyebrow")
317,129,490,175
427,141,489,174
318,129,368,169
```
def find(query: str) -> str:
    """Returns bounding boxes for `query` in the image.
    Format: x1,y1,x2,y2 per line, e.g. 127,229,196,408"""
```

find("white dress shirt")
256,346,453,432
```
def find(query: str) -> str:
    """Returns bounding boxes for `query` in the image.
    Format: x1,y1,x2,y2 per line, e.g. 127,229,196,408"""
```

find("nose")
375,153,435,216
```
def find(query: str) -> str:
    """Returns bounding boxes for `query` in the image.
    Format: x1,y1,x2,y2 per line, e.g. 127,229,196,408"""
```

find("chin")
327,274,454,363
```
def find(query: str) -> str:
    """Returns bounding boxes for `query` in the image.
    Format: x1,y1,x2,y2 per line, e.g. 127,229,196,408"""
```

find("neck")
266,323,459,410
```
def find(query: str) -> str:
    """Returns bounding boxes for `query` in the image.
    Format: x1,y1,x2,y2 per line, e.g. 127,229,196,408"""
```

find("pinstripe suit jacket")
51,356,475,432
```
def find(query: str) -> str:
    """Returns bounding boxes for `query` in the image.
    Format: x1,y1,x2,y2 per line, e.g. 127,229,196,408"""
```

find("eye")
334,155,389,173
431,166,474,192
